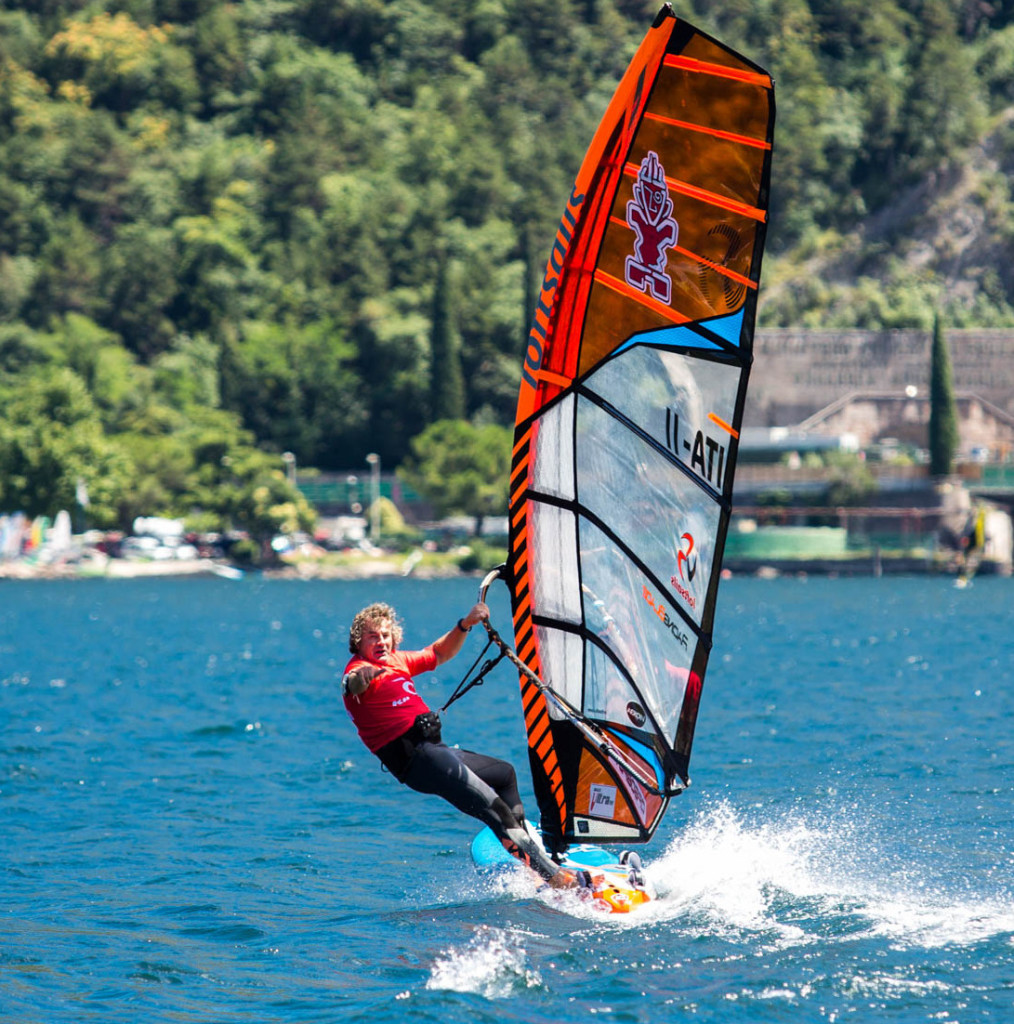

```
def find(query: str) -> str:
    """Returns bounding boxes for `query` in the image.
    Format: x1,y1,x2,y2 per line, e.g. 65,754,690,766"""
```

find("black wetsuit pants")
399,741,561,882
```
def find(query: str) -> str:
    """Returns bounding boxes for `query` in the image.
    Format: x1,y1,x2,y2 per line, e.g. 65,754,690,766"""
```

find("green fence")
980,465,1014,488
295,475,422,509
725,526,849,559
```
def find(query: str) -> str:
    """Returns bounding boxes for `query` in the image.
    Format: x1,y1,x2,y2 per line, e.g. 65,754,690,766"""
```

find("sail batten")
663,54,773,88
593,270,694,323
620,166,769,222
643,111,772,150
508,5,774,847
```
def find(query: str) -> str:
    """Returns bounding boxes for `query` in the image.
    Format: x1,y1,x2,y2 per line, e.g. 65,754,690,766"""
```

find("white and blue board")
471,826,652,913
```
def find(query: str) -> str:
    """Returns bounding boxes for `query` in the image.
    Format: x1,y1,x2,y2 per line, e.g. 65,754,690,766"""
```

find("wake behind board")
471,826,652,914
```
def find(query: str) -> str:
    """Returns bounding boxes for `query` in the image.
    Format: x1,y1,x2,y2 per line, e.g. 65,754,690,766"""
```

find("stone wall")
748,329,1014,428
800,395,1014,451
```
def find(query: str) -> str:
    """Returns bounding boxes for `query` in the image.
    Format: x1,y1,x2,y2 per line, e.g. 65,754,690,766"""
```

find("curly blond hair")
348,602,403,654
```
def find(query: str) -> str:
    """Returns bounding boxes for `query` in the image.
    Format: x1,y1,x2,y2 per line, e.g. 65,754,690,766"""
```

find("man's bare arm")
431,602,489,666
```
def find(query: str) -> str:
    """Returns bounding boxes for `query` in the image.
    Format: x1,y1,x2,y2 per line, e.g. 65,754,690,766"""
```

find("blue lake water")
2,574,1013,1022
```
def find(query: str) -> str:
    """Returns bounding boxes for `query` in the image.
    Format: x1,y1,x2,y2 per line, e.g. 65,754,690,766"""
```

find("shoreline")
1,552,1004,580
0,550,473,581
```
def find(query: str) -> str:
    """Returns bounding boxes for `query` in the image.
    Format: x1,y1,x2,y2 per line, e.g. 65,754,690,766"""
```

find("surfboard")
471,825,652,914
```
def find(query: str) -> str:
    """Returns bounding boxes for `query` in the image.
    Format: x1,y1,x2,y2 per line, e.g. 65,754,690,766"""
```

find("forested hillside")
2,0,1013,529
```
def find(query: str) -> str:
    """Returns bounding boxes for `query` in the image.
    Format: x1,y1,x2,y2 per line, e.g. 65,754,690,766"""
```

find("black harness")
375,710,442,779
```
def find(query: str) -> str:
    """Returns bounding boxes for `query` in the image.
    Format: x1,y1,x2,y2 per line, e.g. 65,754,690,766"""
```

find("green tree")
398,419,511,534
928,312,959,476
822,451,876,506
43,12,198,117
5,0,1014,531
48,313,140,425
892,0,986,186
102,224,179,359
152,332,221,411
223,454,317,563
221,318,368,469
428,256,465,421
351,289,431,463
0,365,130,526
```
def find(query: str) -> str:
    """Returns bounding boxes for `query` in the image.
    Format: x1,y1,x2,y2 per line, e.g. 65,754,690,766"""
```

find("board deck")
470,826,653,913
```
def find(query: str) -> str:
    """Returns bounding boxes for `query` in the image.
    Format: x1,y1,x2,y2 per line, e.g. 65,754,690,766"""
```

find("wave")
426,925,543,998
643,801,1014,949
456,800,1013,949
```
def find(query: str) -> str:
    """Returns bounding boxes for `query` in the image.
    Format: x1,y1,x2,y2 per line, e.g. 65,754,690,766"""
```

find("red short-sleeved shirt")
342,647,438,752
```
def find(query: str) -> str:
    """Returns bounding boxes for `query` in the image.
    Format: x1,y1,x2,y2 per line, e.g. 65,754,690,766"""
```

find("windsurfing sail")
505,5,775,848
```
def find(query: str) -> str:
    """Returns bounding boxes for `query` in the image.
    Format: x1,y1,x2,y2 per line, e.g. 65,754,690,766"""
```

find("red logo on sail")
675,532,697,583
671,532,697,609
625,151,678,303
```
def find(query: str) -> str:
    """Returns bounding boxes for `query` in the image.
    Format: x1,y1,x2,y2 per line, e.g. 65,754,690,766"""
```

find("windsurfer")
341,601,580,889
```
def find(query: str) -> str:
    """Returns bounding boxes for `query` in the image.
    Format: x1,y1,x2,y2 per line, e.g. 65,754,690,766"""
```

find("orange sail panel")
509,7,775,847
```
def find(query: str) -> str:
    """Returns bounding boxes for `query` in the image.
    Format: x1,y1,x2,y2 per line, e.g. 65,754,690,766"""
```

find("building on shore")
750,328,1014,460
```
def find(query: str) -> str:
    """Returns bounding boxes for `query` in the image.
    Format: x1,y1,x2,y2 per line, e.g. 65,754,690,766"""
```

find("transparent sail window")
579,517,694,739
534,622,583,714
583,345,741,497
531,394,576,501
575,398,721,628
529,500,581,625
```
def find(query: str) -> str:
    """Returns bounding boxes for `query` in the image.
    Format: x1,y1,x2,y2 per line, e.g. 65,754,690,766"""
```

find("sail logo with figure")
625,150,678,303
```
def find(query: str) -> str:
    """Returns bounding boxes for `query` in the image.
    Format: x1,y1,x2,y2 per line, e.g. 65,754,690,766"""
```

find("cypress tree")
928,312,959,477
429,257,466,422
